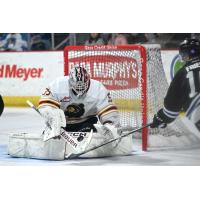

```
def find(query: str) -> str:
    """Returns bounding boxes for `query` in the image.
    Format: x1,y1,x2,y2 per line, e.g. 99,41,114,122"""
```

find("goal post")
64,45,200,151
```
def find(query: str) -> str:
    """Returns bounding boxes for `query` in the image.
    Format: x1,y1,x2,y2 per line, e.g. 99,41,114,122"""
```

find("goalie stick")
26,100,92,152
67,123,152,159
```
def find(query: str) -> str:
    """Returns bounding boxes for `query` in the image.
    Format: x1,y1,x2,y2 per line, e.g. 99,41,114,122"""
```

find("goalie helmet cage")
64,45,200,151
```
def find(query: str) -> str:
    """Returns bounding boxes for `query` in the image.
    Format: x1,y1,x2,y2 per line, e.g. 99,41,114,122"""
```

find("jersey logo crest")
65,103,85,118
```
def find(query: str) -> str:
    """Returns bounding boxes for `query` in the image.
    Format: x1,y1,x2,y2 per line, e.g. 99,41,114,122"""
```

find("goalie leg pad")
81,133,133,158
78,124,133,158
8,133,66,160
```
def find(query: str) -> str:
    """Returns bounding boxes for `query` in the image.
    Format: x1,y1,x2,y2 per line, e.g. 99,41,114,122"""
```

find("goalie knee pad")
8,133,66,160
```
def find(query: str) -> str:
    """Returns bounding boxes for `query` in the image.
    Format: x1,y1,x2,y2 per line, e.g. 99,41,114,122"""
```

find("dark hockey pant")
64,116,98,132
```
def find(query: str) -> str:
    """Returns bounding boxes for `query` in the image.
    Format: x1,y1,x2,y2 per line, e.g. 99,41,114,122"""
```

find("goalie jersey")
162,57,200,121
38,76,119,126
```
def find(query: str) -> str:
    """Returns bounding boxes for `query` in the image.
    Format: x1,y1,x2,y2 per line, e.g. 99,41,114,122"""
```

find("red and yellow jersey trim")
97,104,118,119
38,98,60,109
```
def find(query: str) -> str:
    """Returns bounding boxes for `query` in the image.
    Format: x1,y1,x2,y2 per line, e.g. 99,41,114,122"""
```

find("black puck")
77,135,84,142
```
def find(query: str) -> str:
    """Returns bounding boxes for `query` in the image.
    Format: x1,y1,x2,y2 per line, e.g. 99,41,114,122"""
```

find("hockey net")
64,45,200,151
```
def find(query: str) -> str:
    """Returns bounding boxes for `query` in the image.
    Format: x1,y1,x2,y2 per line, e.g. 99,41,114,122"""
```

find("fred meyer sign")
0,64,43,81
0,51,64,96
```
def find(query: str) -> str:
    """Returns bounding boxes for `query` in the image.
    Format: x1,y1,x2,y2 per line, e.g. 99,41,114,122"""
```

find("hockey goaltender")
8,66,133,160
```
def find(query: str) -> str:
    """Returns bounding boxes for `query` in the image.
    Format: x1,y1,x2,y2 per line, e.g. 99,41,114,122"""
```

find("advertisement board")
0,51,64,106
0,49,182,106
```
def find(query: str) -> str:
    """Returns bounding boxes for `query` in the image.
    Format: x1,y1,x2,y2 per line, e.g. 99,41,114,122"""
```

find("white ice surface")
1,108,200,166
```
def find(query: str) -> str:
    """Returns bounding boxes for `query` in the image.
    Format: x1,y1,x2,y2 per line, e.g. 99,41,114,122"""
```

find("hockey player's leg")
0,95,4,116
8,133,66,160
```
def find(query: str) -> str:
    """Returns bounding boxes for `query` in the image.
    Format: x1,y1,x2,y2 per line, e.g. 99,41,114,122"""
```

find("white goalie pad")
84,124,133,158
65,131,93,157
8,133,66,160
64,124,134,158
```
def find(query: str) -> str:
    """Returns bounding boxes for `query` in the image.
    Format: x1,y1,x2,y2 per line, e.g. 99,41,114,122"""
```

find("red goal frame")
64,45,148,151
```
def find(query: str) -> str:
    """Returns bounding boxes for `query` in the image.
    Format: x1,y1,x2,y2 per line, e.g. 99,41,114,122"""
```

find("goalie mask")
69,66,90,97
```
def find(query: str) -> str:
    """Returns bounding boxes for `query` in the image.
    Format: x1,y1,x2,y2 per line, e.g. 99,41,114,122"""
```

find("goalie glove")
150,109,175,129
151,114,167,128
39,106,66,141
94,123,121,148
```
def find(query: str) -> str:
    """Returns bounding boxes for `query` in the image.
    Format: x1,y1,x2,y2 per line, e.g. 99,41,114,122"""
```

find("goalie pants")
0,95,4,116
64,116,98,132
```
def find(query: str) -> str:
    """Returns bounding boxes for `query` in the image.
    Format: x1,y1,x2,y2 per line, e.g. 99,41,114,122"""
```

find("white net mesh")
64,45,200,150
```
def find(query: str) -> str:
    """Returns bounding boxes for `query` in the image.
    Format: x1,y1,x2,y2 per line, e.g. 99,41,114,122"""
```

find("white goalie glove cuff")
39,106,66,141
94,123,120,148
103,123,119,138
